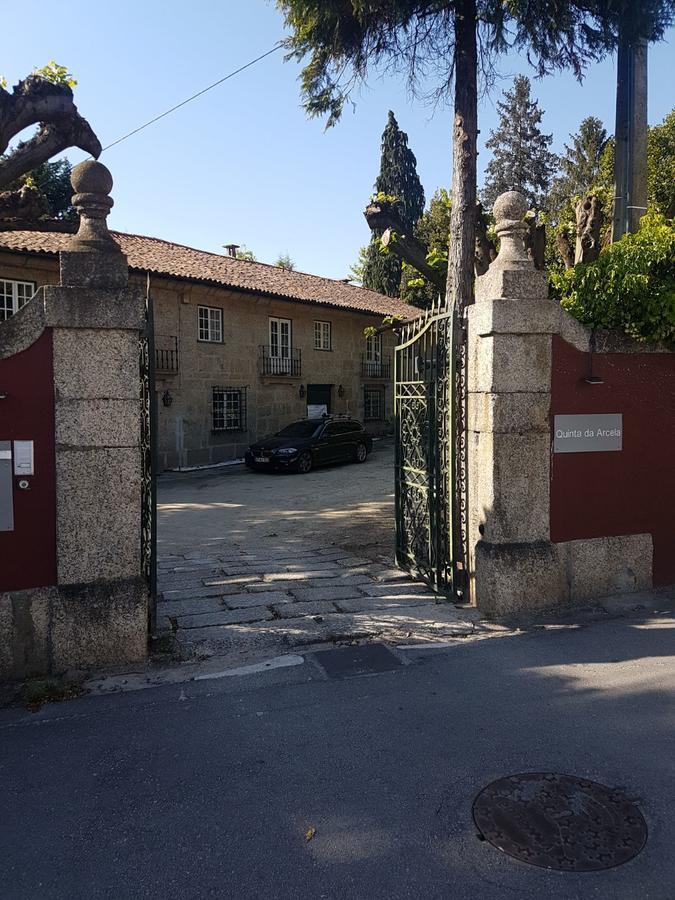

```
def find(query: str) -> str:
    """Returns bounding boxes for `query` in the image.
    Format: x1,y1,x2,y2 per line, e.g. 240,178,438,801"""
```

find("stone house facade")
0,231,414,469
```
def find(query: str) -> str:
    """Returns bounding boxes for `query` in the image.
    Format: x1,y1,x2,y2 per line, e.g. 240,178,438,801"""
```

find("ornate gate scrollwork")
394,297,466,598
140,282,157,615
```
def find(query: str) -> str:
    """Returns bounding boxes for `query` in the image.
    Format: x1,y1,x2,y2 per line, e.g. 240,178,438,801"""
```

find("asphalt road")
2,613,674,899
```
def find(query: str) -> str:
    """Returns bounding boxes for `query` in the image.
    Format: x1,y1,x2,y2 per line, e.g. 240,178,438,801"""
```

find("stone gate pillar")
0,160,148,677
467,191,567,614
466,191,652,616
44,160,148,668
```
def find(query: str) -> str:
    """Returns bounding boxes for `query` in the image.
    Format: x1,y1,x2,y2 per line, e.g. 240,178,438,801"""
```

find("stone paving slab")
157,597,226,618
162,584,235,601
333,596,429,613
290,586,367,603
176,607,274,628
271,600,340,619
223,591,292,609
174,602,477,658
261,570,343,582
157,571,225,589
334,557,374,567
360,582,436,598
157,535,477,663
202,575,259,588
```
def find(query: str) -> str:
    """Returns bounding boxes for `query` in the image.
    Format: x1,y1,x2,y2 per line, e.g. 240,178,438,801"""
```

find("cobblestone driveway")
157,442,478,662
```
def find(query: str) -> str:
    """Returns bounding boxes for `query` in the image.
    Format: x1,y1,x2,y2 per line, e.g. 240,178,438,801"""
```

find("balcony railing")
155,335,179,373
260,346,302,377
361,356,391,379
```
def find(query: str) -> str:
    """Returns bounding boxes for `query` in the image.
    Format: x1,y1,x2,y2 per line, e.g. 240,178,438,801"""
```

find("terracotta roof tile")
0,229,419,320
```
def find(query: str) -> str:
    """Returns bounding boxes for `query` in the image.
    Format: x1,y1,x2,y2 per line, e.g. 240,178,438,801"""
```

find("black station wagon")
245,416,373,474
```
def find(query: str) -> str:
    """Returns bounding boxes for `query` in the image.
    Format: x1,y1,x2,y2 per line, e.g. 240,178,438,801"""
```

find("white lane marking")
194,654,305,681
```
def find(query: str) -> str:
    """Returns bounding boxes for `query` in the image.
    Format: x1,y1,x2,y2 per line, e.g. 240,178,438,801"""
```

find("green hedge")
552,214,675,343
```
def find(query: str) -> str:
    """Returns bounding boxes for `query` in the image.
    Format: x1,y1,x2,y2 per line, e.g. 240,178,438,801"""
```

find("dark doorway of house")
306,383,332,418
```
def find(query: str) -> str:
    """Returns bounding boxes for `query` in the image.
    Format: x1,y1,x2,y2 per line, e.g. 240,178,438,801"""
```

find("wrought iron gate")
140,281,157,623
394,297,465,597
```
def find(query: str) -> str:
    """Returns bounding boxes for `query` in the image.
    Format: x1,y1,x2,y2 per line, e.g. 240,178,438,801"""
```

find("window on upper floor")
0,279,36,322
365,332,382,363
212,386,247,432
198,305,223,342
314,320,332,351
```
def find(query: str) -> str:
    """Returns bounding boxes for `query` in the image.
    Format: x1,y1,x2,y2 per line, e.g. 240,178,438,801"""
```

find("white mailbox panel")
13,440,34,476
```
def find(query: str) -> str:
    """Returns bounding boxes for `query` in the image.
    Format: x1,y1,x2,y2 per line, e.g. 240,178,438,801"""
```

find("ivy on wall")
552,214,675,343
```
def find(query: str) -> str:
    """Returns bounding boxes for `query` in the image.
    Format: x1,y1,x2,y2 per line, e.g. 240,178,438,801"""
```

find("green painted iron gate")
394,298,466,598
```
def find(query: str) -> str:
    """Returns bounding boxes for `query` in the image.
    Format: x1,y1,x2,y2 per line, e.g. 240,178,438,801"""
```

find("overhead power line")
99,42,284,154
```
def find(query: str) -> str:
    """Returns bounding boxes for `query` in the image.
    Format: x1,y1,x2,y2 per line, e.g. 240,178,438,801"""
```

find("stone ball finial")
71,159,113,197
493,190,528,225
68,158,118,254
488,190,531,272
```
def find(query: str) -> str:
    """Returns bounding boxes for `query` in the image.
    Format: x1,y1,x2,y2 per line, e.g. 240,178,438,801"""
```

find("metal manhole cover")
313,643,402,678
473,773,647,871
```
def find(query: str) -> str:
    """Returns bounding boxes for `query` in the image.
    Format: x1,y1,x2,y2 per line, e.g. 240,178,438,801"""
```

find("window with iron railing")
212,386,247,432
364,387,385,421
361,355,391,378
260,345,302,377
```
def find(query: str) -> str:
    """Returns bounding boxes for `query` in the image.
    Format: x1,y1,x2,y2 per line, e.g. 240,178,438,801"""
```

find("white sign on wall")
307,404,328,418
553,414,623,453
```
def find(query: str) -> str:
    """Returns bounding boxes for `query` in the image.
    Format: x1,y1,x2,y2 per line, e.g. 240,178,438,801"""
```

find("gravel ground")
159,438,398,564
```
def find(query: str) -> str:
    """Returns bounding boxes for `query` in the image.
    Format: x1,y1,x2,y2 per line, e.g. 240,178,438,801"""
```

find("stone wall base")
0,578,148,679
472,533,652,618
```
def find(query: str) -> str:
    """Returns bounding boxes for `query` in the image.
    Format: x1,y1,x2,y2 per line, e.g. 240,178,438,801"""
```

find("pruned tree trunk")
474,201,497,276
575,194,603,264
0,75,101,220
380,228,445,289
556,230,575,269
446,0,478,313
525,219,546,270
364,197,445,291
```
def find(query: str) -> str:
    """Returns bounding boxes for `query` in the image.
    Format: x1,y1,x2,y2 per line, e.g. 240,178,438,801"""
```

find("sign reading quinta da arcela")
553,414,622,453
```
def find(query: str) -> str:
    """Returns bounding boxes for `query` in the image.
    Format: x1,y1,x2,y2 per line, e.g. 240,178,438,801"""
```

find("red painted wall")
550,335,675,586
0,330,57,590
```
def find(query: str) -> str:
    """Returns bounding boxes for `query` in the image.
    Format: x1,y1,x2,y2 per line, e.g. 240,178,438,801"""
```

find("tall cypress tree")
362,111,425,297
482,76,555,212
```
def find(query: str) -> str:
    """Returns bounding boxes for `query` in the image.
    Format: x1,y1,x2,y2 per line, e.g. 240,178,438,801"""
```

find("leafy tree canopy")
548,116,609,220
400,188,452,308
648,108,675,219
275,252,295,270
553,213,675,342
21,159,75,220
276,1,675,125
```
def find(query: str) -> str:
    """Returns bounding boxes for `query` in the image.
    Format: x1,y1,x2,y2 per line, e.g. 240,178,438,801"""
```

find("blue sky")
2,1,674,280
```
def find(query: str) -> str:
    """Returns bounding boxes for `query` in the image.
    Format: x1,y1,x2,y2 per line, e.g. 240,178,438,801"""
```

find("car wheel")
296,451,313,474
354,442,368,463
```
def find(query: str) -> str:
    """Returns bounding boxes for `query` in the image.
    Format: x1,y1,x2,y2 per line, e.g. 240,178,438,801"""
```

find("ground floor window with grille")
1,279,36,321
364,387,385,421
212,387,247,432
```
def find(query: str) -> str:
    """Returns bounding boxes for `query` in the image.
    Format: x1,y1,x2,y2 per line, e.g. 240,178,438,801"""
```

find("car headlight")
274,447,298,455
